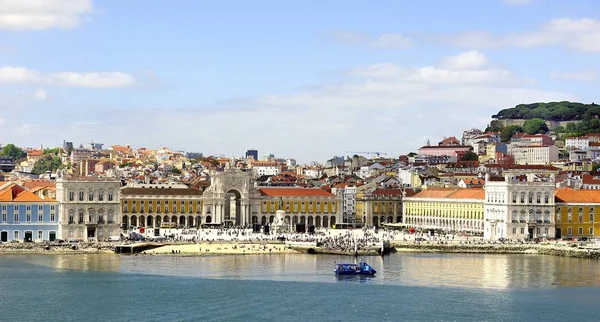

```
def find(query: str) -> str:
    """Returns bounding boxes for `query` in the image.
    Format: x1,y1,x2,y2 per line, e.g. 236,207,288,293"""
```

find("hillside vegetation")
488,101,600,140
493,101,599,121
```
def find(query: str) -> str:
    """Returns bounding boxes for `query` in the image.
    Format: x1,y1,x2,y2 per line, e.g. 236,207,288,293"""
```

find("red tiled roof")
582,174,600,185
372,188,403,197
258,187,334,197
555,188,600,203
410,188,485,200
0,183,57,202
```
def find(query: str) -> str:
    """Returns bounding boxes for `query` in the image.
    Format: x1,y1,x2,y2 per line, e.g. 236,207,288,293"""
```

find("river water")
1,253,599,321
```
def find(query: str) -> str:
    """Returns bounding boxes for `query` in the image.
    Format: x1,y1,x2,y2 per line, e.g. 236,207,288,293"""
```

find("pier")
114,243,164,254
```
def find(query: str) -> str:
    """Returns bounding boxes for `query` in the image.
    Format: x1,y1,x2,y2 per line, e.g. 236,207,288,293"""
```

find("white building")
251,161,282,178
55,174,122,241
565,137,590,150
286,158,297,168
510,145,559,165
331,184,359,223
483,168,557,240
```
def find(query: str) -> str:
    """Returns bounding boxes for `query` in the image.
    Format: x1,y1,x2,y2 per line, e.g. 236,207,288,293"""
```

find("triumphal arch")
201,162,260,226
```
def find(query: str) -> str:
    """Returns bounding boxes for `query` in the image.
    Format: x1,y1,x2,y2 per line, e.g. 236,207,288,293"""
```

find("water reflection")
9,253,600,289
19,254,122,273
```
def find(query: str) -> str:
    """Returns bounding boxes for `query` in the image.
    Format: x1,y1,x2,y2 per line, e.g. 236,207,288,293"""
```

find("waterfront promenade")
1,228,599,259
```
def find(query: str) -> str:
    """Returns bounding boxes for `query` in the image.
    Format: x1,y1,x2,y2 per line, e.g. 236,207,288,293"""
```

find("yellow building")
120,183,204,228
555,188,600,239
356,188,403,227
403,188,485,233
256,187,339,227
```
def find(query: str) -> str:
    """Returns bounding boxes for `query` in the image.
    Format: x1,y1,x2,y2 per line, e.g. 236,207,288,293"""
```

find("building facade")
510,145,559,165
55,175,121,241
358,188,403,227
0,182,59,242
403,188,484,234
120,182,204,229
256,187,340,227
555,189,600,239
483,169,557,240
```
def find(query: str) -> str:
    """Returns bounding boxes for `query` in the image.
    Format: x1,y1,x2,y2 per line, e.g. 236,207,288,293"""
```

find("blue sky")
0,0,599,162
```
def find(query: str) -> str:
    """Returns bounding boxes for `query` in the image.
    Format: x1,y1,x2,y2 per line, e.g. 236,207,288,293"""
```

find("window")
88,190,94,201
536,193,541,204
1,213,6,222
544,193,550,203
578,227,583,235
567,227,572,235
14,213,19,222
69,191,74,201
591,213,595,222
14,231,19,240
579,215,583,223
78,191,84,201
50,213,55,222
521,227,525,234
26,205,31,211
14,205,18,211
78,211,84,223
512,227,517,234
38,205,43,211
108,191,113,201
528,192,533,203
590,227,594,235
38,231,43,239
98,191,104,201
68,211,74,224
512,192,517,203
38,214,43,222
1,205,5,211
50,205,55,210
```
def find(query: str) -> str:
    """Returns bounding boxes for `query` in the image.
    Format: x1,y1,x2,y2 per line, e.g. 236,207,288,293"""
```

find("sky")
0,0,599,163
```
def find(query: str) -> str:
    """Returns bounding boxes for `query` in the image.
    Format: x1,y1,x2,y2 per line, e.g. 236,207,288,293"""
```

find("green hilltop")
492,101,600,121
488,101,600,140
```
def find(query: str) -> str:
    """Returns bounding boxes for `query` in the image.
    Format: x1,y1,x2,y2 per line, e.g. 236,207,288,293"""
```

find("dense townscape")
1,102,600,246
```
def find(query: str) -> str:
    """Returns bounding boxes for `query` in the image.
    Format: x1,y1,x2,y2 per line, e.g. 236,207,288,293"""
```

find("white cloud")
551,70,597,82
0,51,578,162
0,66,136,88
441,18,600,52
330,31,412,49
349,51,517,85
0,0,92,30
440,50,488,70
371,34,412,48
503,0,533,5
33,89,48,100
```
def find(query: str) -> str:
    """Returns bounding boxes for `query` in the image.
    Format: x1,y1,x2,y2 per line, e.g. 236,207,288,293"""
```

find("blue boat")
334,260,376,276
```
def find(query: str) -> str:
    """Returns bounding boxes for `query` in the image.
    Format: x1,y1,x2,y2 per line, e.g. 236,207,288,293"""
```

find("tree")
522,118,549,135
461,151,479,161
43,148,61,155
500,125,523,142
171,167,181,174
31,155,63,174
1,144,26,160
407,152,417,157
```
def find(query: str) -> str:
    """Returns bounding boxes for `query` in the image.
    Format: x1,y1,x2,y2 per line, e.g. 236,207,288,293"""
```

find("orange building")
256,187,339,227
555,188,600,239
